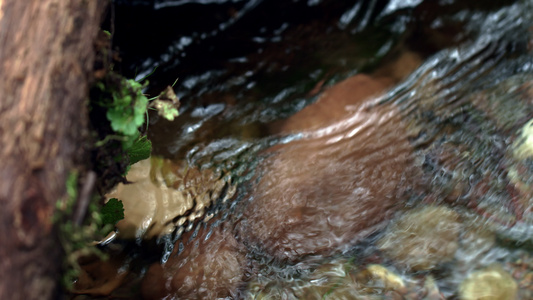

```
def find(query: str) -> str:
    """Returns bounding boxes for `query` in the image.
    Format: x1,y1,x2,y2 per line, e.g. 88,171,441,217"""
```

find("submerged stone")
141,224,248,299
359,264,406,292
107,157,234,239
246,259,409,299
277,74,392,133
458,265,517,300
378,206,461,271
236,73,418,263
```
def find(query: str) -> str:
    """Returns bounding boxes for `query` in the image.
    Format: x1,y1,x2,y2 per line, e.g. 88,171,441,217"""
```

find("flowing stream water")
73,0,533,299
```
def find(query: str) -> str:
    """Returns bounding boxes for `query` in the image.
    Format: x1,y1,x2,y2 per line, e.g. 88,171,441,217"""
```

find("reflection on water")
91,0,533,299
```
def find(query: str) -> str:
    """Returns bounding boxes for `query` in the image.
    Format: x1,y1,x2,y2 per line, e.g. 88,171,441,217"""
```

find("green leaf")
101,198,124,226
106,78,149,136
127,135,152,165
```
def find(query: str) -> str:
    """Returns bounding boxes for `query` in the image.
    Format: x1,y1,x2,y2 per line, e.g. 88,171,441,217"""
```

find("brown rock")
372,51,423,83
378,206,461,271
141,224,247,300
279,74,391,133
277,50,422,134
237,73,416,262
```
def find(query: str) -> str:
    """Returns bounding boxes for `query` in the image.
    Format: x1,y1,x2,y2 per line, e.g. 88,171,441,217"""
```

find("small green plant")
57,28,182,292
94,71,178,167
95,73,149,150
101,198,125,226
57,67,175,289
148,85,180,121
105,78,148,137
55,172,126,288
127,135,152,165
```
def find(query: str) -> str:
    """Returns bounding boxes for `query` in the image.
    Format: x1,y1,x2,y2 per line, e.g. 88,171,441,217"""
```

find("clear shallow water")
81,0,533,299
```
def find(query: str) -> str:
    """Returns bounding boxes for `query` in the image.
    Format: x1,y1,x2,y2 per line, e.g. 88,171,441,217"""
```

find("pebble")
459,264,517,300
378,206,461,271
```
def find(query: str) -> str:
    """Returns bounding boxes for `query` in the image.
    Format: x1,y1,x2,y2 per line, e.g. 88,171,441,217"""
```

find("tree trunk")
0,0,107,299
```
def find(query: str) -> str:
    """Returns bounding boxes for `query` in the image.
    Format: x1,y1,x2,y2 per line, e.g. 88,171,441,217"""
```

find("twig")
73,171,97,226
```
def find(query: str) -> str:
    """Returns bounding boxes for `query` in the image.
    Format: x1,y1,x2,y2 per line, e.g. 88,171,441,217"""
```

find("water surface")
83,0,533,299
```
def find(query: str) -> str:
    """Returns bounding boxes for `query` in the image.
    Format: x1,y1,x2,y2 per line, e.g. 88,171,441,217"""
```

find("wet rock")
106,157,234,239
278,51,422,134
141,224,248,300
237,73,418,263
278,74,391,133
378,206,461,271
458,265,517,300
357,264,406,292
247,259,408,299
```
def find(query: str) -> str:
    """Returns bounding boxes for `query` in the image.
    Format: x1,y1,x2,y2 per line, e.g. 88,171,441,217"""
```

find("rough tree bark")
0,0,107,299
